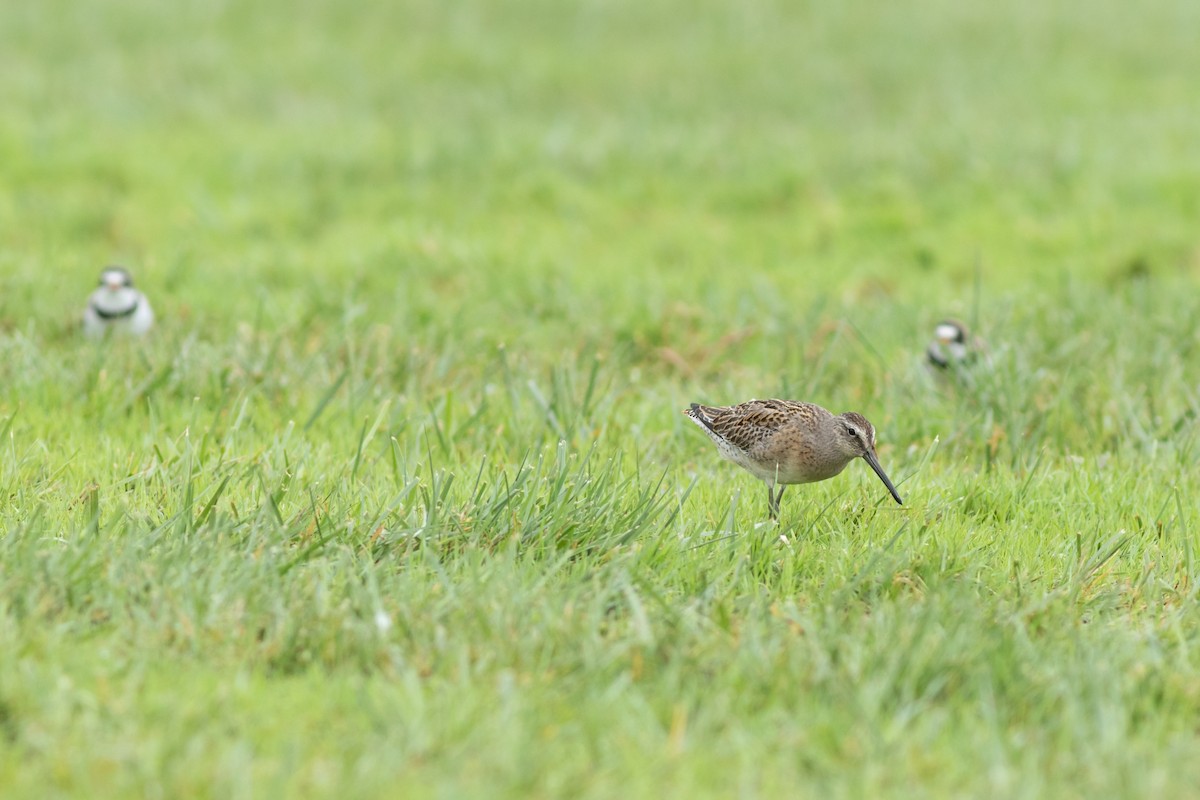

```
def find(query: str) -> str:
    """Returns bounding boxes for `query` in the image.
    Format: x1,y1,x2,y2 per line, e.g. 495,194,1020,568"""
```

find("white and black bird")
926,319,979,370
82,266,154,337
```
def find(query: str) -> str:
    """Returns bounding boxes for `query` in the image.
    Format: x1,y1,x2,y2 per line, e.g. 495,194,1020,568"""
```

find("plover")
82,266,154,337
926,319,978,370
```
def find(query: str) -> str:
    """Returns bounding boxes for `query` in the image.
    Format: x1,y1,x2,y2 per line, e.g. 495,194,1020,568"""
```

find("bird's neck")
91,289,141,318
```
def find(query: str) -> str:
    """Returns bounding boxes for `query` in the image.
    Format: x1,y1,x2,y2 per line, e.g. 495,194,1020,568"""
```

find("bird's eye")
844,425,859,438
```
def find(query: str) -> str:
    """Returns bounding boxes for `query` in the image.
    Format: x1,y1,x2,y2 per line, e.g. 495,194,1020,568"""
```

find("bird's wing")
697,400,796,453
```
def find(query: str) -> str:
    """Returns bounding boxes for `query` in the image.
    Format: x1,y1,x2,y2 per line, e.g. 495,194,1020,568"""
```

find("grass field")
3,0,1200,796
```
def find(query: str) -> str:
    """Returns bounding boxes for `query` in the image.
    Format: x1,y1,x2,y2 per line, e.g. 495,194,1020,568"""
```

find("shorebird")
82,266,155,337
926,319,978,370
683,399,903,520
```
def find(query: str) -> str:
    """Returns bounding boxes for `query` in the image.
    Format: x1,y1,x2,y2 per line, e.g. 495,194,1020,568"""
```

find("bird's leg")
769,485,791,544
766,483,786,521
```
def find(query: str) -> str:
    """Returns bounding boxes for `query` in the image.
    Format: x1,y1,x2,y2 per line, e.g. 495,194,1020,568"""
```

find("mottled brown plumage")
683,399,902,520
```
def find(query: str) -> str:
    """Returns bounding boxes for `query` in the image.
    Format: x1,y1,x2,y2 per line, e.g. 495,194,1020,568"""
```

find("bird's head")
934,319,968,347
99,266,134,293
836,411,903,505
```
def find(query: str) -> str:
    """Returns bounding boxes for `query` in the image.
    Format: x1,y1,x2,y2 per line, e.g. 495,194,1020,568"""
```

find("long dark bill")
862,450,903,505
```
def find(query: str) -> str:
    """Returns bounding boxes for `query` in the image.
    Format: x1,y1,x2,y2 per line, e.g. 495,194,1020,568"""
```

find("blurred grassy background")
4,0,1198,328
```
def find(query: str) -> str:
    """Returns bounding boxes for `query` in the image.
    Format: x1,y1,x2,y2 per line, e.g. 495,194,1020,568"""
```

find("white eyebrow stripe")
935,323,960,340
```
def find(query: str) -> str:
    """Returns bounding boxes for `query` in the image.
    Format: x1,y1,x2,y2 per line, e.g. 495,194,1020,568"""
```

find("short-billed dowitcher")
683,399,903,520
